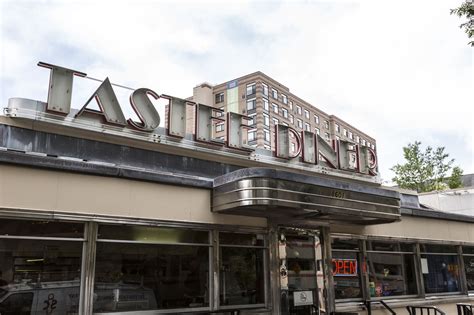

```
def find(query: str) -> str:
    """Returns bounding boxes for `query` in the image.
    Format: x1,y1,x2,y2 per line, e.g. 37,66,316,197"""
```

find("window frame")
246,83,256,96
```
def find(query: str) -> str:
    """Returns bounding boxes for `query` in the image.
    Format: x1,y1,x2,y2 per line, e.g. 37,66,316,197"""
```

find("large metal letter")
317,135,338,169
75,77,127,126
338,140,359,172
275,125,301,159
195,103,225,145
166,96,188,138
302,130,318,164
38,61,86,115
359,146,378,175
128,88,160,131
226,112,252,151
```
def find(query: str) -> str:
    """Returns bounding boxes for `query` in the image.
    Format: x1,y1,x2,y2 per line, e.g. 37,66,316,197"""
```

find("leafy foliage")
451,1,474,46
391,141,463,192
448,166,464,189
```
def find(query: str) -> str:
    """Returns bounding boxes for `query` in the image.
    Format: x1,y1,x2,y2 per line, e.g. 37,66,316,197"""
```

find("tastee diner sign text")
25,62,378,176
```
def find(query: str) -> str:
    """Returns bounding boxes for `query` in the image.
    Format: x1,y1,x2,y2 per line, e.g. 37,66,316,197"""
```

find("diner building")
0,63,473,315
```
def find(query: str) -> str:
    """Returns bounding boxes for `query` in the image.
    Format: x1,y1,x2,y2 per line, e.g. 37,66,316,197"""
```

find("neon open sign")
36,62,377,176
332,259,358,277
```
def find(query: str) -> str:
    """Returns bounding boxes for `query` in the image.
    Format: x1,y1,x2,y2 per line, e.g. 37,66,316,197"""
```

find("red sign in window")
332,259,358,276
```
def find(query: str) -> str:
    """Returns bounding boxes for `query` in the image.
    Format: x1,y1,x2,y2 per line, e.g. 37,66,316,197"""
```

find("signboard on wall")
5,61,380,181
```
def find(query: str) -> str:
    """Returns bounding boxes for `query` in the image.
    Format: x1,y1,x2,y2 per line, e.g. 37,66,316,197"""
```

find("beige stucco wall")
363,215,474,243
0,164,267,227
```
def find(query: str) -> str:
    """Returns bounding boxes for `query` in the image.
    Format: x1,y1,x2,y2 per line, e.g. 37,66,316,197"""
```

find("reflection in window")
0,239,82,314
463,255,474,291
367,252,417,297
98,225,209,244
0,293,33,315
220,243,265,306
94,242,209,312
0,219,83,238
421,253,460,293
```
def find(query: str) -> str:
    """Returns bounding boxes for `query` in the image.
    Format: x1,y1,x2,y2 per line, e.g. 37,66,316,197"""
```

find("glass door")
279,228,325,315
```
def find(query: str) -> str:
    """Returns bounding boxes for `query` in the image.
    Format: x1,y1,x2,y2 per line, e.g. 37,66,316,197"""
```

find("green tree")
391,141,463,192
451,1,474,46
448,166,464,189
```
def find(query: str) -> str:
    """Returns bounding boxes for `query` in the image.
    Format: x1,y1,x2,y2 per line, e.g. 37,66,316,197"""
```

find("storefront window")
0,219,83,315
463,246,474,291
332,238,363,300
94,225,210,313
367,241,417,297
219,232,266,306
420,244,460,294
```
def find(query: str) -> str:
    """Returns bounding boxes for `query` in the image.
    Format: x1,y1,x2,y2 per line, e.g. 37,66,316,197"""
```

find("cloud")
1,0,472,182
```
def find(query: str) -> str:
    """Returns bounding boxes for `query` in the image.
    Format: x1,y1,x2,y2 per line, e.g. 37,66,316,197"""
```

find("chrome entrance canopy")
212,168,401,225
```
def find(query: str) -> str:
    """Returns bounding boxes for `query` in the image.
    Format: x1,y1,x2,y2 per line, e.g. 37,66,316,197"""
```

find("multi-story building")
191,71,376,155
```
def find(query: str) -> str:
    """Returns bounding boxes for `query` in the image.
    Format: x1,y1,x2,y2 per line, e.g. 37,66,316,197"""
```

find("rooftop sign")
5,62,378,180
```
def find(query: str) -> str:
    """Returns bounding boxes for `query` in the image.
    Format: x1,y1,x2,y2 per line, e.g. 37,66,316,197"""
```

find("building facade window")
263,98,269,111
289,101,293,110
216,122,225,132
366,241,417,297
289,115,294,124
361,139,366,146
324,120,329,129
348,131,353,140
246,83,256,96
271,88,278,99
343,129,348,137
296,105,302,115
95,224,210,312
297,119,303,129
246,98,256,111
248,129,257,142
282,108,288,118
315,128,320,135
304,123,310,131
0,219,84,314
281,94,288,104
420,244,461,294
304,109,310,119
262,83,268,97
263,113,270,127
356,136,360,143
272,103,279,114
332,238,363,300
335,124,340,133
463,246,474,292
219,232,266,306
264,129,271,142
272,118,279,126
215,92,224,104
314,115,319,124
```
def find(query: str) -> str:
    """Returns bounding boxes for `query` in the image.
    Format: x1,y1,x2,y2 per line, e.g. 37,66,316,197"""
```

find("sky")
1,0,473,184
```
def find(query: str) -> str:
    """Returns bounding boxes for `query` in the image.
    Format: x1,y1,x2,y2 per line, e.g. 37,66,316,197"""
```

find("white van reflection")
0,281,157,315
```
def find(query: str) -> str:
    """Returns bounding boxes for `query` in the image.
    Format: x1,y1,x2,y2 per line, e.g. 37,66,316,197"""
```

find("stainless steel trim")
215,186,400,209
215,196,401,217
